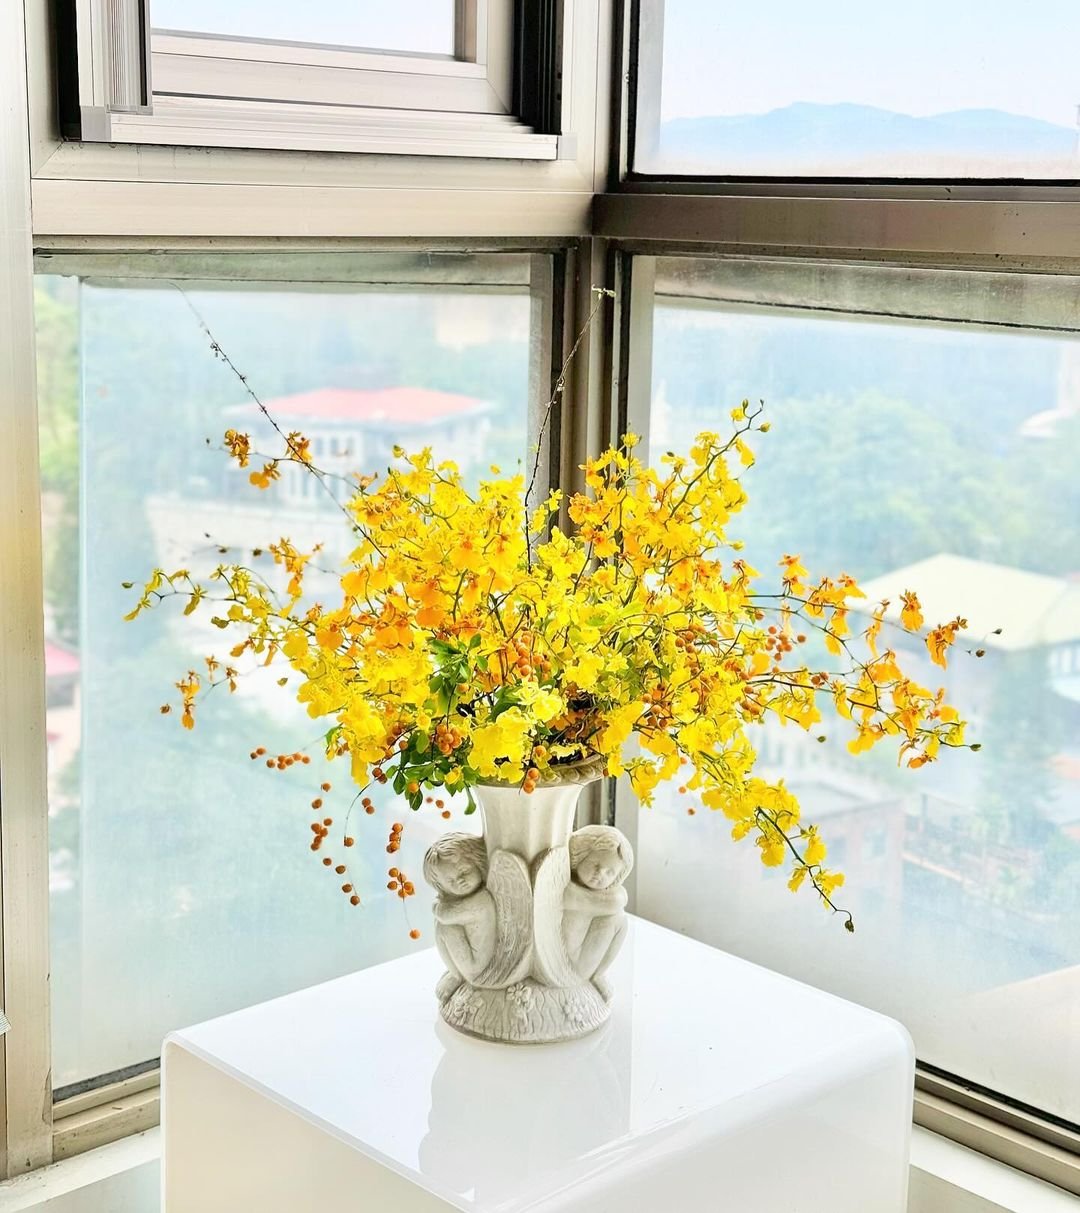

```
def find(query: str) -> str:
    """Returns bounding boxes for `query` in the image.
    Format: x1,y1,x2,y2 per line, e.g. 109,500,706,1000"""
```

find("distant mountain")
656,103,1079,173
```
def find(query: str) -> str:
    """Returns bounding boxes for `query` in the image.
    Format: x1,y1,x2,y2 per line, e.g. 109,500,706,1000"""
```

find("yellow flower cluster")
128,402,972,925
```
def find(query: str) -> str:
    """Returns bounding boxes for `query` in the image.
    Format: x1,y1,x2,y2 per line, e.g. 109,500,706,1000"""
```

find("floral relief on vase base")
424,759,633,1044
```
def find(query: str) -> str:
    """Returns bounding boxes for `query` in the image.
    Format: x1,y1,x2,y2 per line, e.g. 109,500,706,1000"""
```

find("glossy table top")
167,916,911,1210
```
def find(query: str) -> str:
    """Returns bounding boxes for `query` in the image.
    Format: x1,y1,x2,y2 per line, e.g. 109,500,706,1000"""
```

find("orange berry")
392,822,404,832
255,747,266,756
323,817,333,827
309,841,319,852
403,882,415,894
335,864,346,874
312,798,323,809
389,867,400,877
341,884,352,893
365,805,375,815
687,807,696,816
301,755,311,764
322,857,332,866
350,895,361,906
249,751,257,760
344,837,355,847
388,880,399,891
409,929,421,940
441,810,451,820
266,759,275,768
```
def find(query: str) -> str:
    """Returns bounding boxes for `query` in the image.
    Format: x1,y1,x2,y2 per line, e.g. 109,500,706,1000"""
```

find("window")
3,0,1079,1191
35,251,545,1093
633,0,1080,179
149,0,456,56
69,0,557,156
620,254,1080,1128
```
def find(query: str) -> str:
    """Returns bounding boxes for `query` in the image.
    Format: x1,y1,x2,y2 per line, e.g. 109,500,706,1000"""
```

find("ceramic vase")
422,758,634,1044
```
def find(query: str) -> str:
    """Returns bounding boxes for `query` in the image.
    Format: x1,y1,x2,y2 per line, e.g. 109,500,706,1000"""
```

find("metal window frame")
4,0,1079,1191
0,0,52,1182
26,0,611,239
604,239,1080,1197
69,0,560,158
619,0,1080,189
13,237,597,1167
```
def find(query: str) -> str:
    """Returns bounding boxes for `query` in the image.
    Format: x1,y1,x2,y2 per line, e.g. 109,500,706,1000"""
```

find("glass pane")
150,0,455,56
637,0,1080,178
37,258,534,1090
631,255,1080,1125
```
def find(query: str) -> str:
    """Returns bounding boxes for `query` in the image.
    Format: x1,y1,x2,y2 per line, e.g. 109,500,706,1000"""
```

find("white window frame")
604,248,1080,1200
8,240,589,1168
74,0,560,158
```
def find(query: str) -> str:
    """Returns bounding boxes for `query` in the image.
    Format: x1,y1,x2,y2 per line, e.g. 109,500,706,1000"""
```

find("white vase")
422,759,634,1044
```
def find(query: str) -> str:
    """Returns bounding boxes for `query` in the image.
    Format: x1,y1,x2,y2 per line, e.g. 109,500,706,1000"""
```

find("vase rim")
477,752,607,790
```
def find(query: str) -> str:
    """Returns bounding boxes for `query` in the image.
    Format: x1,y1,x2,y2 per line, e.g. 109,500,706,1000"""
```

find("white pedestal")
162,917,914,1212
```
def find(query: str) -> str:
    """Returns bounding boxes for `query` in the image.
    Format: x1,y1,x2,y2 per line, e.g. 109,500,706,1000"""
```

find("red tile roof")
45,642,79,678
249,387,486,424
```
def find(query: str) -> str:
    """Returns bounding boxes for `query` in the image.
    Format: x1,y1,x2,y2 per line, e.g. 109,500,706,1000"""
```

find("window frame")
604,241,1080,1197
601,0,1080,1160
12,237,596,1167
3,0,1079,1192
621,0,1080,188
25,0,606,241
69,0,564,159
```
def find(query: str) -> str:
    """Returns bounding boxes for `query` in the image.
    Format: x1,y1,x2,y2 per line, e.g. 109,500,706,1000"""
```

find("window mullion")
0,0,53,1180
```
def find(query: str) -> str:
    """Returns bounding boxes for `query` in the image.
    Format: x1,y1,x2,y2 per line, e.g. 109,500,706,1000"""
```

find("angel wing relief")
530,846,579,988
472,850,533,989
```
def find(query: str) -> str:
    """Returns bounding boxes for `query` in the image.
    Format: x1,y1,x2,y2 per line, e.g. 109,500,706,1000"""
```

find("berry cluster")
387,866,421,940
433,720,464,756
250,746,312,769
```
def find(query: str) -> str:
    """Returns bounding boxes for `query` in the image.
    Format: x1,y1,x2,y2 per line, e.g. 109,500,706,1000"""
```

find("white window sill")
910,1126,1080,1213
0,1131,158,1212
0,1126,1076,1212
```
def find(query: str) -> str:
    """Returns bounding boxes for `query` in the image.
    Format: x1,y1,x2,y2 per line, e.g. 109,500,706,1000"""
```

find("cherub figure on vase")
563,826,634,1003
424,834,497,1005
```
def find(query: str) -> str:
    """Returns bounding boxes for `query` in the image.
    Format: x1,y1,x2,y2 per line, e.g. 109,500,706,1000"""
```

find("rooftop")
860,553,1080,652
234,386,488,426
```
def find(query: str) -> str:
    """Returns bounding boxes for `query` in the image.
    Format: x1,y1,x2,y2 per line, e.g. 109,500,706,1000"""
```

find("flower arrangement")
127,381,972,931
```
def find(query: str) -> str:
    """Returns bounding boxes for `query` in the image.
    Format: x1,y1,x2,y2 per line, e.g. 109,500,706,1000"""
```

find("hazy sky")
659,0,1080,127
150,0,453,55
149,0,1080,128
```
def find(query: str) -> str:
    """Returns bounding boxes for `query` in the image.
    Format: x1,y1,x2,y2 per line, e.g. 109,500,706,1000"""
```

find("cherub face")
577,851,622,890
433,852,483,897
